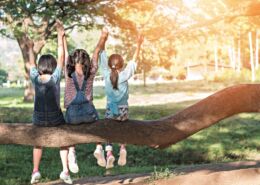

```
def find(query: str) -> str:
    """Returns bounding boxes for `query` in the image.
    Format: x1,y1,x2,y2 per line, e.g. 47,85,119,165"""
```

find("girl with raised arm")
28,20,69,184
61,27,108,173
95,31,144,169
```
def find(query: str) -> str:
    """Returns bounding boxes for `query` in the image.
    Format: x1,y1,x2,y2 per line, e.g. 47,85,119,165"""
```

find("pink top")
64,54,98,108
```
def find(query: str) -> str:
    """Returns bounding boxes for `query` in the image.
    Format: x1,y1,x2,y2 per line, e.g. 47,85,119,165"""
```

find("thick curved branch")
0,84,260,148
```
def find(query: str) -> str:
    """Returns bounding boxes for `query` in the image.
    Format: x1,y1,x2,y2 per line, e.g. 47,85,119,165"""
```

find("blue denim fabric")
65,72,98,124
32,76,65,126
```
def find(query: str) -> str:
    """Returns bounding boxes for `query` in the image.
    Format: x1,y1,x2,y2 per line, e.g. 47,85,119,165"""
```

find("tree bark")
214,40,218,73
237,38,241,72
17,35,45,102
249,32,255,82
0,84,260,148
256,30,259,70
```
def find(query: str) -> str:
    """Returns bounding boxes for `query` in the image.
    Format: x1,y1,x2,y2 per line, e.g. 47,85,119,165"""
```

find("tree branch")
0,84,260,148
148,1,260,42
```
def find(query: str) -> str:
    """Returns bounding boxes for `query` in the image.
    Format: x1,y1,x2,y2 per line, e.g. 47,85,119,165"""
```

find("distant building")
184,63,233,80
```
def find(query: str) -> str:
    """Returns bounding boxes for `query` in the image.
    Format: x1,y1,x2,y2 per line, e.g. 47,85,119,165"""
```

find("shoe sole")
60,178,73,184
94,152,106,167
60,175,73,184
118,150,127,166
31,174,41,184
106,156,115,169
31,179,40,184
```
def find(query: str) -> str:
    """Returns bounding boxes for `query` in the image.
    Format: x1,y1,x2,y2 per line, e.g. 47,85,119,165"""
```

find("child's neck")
39,74,51,80
39,74,51,83
75,64,83,76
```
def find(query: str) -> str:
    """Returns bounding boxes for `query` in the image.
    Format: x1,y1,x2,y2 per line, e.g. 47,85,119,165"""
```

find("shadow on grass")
0,101,259,185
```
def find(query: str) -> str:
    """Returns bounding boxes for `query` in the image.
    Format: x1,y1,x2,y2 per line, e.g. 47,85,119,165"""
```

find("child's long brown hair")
108,54,124,89
66,49,91,80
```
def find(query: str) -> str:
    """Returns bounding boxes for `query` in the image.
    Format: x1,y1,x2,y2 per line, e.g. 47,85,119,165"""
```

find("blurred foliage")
0,84,259,184
0,69,8,86
0,0,259,83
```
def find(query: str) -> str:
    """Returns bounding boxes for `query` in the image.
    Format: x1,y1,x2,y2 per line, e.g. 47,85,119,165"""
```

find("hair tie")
112,65,116,69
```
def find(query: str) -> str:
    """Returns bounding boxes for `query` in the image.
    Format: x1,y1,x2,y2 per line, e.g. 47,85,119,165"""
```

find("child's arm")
63,28,69,78
56,20,65,69
118,34,144,83
132,34,144,63
63,33,69,65
98,27,109,51
91,27,109,75
26,40,39,84
27,40,36,68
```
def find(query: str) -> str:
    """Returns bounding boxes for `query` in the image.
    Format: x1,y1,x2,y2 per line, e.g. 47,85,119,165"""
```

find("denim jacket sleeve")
30,67,39,85
52,66,62,84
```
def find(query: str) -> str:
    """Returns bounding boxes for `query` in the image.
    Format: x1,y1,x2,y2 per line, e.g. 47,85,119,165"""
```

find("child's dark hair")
66,49,91,80
38,54,57,75
108,54,124,90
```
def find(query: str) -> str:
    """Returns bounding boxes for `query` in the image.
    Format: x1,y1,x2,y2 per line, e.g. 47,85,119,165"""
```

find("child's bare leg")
60,147,69,172
31,146,42,184
33,146,42,173
68,146,79,173
60,147,73,184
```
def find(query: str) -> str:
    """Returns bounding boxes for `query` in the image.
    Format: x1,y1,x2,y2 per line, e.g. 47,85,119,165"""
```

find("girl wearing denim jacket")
94,32,144,169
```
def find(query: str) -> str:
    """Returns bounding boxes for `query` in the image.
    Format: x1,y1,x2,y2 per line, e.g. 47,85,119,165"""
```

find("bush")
176,70,186,80
205,69,252,82
162,74,174,80
0,69,8,86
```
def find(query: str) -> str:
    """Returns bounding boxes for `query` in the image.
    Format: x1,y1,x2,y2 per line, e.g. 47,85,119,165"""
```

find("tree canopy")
0,0,259,97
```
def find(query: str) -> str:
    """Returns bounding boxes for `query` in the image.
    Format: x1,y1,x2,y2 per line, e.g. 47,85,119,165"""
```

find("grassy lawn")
0,81,259,185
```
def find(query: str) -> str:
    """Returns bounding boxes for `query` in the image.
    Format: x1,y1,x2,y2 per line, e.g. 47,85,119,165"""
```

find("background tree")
0,68,8,86
103,0,260,82
0,0,259,100
0,0,101,101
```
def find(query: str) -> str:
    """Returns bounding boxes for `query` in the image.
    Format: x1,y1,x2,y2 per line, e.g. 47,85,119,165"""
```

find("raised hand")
101,27,109,39
132,33,144,62
137,34,144,45
56,19,65,68
56,19,65,36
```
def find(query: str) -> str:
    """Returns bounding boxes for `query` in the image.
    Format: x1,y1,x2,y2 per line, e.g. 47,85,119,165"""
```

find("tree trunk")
249,32,255,82
256,30,259,70
0,84,260,148
17,36,44,102
214,41,218,73
232,45,236,72
142,51,146,87
237,38,241,72
228,46,234,69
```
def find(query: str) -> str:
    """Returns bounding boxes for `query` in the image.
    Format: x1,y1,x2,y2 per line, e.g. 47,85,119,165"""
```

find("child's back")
94,32,143,169
99,52,137,120
30,55,65,126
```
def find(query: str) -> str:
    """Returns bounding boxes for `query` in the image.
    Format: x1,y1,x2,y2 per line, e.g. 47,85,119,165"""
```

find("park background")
0,0,259,184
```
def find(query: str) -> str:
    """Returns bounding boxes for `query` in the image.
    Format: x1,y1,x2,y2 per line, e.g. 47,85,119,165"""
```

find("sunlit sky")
183,0,197,8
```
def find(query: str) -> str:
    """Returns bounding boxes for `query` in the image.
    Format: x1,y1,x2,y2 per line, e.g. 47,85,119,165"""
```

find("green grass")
0,81,259,185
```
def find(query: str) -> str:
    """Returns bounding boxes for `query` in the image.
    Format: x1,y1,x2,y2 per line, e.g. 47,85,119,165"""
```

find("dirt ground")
39,160,260,185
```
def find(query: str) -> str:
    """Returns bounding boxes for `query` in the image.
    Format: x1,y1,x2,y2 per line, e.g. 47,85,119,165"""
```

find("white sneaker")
106,155,115,169
94,146,106,167
31,171,41,184
60,171,73,184
118,149,127,166
68,150,79,173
